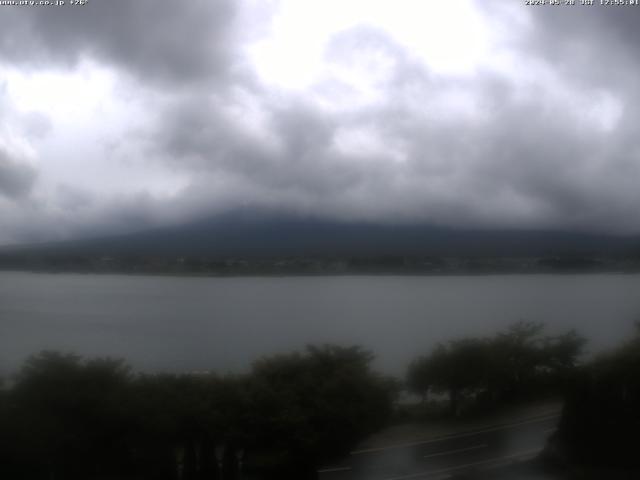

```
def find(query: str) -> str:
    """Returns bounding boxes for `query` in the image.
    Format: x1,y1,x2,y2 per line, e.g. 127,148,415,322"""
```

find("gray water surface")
1,272,639,376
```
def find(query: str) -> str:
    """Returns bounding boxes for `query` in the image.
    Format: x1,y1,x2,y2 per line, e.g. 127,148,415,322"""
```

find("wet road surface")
318,411,559,480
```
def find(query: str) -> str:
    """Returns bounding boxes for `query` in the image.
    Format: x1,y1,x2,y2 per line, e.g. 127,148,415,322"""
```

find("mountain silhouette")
5,210,639,259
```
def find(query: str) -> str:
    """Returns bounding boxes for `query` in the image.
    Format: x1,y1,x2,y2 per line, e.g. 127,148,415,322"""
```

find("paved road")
318,412,560,480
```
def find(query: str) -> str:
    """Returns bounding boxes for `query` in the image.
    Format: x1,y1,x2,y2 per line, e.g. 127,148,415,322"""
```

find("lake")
1,271,639,377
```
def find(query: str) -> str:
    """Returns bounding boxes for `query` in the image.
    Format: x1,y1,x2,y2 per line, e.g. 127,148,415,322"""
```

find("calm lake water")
1,271,639,377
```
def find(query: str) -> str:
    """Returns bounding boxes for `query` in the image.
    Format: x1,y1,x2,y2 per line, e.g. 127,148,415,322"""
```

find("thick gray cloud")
0,85,38,201
0,0,239,86
155,94,368,197
0,148,37,199
139,16,640,233
478,1,640,90
1,1,640,244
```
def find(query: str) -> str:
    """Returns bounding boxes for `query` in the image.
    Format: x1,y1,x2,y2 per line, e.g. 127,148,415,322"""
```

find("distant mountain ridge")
3,210,639,259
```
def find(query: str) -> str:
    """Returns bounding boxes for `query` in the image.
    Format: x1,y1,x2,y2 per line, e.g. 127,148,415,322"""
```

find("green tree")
245,345,397,477
407,322,586,416
554,325,640,468
408,339,490,416
9,352,134,479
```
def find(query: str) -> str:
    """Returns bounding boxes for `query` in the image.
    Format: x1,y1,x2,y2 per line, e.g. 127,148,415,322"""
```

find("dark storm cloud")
468,2,640,231
0,0,238,85
55,184,94,211
0,148,37,199
2,0,640,244
134,13,640,233
532,5,640,62
0,85,38,201
478,1,640,87
154,93,371,198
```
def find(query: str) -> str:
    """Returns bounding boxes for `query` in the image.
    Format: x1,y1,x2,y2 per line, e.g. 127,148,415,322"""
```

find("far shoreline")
2,266,640,279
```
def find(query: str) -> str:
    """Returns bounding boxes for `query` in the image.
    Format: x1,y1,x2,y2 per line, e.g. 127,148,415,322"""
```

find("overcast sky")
0,0,639,245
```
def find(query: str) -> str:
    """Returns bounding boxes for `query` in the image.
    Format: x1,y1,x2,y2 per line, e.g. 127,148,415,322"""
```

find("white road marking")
381,447,543,480
317,466,352,473
351,413,559,455
423,443,488,459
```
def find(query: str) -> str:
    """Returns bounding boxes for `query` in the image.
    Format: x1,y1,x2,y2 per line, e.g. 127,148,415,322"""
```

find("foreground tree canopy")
406,321,586,415
0,346,396,480
4,321,637,479
551,324,640,470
